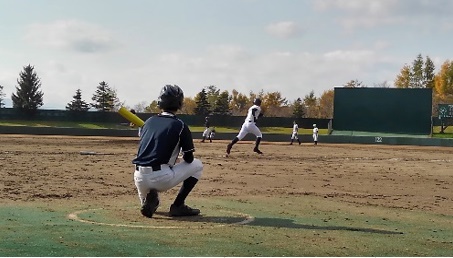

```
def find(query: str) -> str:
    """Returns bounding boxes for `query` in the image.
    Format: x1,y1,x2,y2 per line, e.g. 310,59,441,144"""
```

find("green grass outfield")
0,120,329,135
1,195,452,256
0,119,451,137
0,120,453,138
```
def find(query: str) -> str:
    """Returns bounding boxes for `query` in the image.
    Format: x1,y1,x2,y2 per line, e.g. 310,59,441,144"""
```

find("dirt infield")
2,134,452,215
1,134,453,256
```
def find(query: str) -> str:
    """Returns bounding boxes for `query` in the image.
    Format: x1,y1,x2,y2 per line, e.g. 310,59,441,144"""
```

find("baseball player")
209,127,216,142
201,116,212,143
133,85,203,218
313,123,319,145
226,98,264,155
290,121,301,145
129,109,142,137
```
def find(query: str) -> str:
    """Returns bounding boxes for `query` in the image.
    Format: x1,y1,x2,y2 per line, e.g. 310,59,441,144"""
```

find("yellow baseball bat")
118,107,145,127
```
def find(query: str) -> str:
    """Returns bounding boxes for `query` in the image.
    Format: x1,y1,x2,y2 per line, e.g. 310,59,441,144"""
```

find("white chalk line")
68,208,255,229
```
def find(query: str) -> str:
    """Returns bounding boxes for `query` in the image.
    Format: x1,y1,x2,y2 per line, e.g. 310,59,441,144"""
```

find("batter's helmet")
158,85,184,111
253,98,262,106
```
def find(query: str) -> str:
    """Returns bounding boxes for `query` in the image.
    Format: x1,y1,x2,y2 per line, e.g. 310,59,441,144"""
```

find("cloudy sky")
0,0,452,109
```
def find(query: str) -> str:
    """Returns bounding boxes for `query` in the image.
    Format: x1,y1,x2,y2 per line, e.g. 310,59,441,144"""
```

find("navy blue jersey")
133,112,194,166
204,120,210,128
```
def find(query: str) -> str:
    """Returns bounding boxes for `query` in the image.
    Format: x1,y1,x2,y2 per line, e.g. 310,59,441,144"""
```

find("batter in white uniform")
226,98,263,155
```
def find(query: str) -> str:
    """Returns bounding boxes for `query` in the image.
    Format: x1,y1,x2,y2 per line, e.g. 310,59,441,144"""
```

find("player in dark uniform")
129,109,142,137
133,85,203,218
201,116,212,143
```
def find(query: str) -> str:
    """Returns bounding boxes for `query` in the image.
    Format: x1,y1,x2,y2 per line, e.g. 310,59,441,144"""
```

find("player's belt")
135,164,161,172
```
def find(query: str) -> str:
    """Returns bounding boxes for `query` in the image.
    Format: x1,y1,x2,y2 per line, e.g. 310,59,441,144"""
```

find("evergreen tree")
212,90,231,115
194,88,211,115
292,97,305,119
91,81,117,112
0,84,5,108
411,54,424,88
66,89,90,111
11,64,44,113
424,56,436,89
395,55,436,89
205,85,220,110
303,90,318,118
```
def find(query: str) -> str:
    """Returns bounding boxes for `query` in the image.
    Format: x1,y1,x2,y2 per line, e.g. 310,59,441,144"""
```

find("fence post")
328,119,333,135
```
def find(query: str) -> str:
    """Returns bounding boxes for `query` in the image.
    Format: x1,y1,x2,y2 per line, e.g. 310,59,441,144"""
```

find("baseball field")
1,134,452,256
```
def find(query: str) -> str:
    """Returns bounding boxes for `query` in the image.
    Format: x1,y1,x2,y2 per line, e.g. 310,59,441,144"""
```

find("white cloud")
265,21,302,39
373,40,391,50
1,41,402,109
313,0,453,31
314,0,398,14
25,20,119,53
323,50,375,62
119,46,396,103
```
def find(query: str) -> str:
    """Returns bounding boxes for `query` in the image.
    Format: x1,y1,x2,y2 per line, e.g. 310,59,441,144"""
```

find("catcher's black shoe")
253,147,263,154
226,143,233,155
141,189,159,218
169,204,200,217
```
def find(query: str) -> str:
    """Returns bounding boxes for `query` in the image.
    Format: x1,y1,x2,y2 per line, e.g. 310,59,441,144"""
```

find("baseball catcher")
133,85,203,218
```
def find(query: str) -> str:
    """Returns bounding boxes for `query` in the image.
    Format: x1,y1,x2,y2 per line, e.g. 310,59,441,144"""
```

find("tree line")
0,64,123,114
1,55,453,117
394,54,453,115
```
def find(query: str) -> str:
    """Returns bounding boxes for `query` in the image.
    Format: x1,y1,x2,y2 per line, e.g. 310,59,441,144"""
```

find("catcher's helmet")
313,124,317,127
158,85,184,111
253,98,262,106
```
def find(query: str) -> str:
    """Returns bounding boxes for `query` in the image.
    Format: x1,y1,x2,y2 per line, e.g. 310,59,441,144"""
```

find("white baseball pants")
237,121,262,140
134,159,203,205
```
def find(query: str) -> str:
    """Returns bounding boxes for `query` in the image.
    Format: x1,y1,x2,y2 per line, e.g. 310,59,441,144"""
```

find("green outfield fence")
1,107,453,146
333,88,433,135
1,125,453,147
